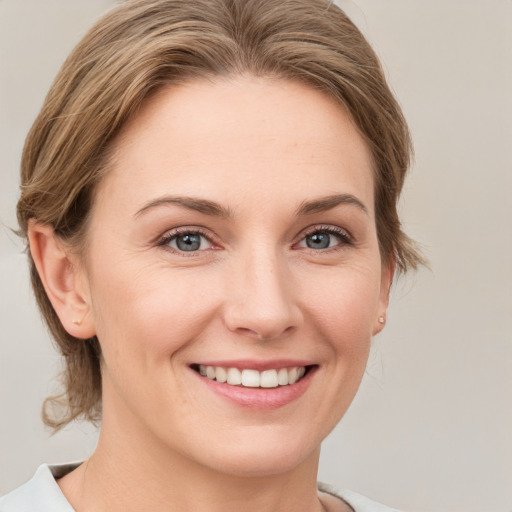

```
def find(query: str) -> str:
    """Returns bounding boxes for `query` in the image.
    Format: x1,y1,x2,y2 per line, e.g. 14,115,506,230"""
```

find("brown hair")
17,0,424,431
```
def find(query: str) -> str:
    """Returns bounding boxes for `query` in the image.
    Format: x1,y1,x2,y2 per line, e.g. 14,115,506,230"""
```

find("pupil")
307,232,330,249
177,234,201,251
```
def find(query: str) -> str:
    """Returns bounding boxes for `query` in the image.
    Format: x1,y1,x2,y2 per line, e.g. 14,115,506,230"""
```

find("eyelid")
294,224,353,249
157,226,220,253
155,224,353,254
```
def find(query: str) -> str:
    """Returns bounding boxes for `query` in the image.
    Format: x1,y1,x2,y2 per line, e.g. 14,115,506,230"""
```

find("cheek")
304,262,381,327
88,259,221,367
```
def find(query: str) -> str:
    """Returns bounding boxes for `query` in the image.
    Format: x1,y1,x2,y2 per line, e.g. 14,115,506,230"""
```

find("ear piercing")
72,318,82,326
378,315,385,324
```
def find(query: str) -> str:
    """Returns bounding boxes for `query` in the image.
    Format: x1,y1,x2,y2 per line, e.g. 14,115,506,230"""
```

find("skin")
29,76,393,512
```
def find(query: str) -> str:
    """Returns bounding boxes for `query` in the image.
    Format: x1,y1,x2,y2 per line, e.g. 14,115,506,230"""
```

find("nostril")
231,324,298,342
237,327,263,339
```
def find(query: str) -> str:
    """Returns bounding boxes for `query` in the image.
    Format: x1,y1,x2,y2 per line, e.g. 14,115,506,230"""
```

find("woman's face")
78,76,391,476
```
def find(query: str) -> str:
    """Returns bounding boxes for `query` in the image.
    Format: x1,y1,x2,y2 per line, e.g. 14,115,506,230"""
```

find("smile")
190,362,317,409
195,365,308,388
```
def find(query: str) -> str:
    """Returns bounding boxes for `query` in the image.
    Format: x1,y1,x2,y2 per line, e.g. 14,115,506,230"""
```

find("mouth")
189,362,317,409
190,364,314,389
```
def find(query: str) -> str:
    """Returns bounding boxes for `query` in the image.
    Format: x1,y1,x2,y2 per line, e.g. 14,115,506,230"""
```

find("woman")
0,0,423,511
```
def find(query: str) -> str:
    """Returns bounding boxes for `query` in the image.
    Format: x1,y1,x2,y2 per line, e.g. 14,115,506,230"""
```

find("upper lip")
190,359,316,371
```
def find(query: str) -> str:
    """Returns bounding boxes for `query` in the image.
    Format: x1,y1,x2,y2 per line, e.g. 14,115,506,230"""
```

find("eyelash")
297,225,353,251
156,224,353,255
157,227,217,255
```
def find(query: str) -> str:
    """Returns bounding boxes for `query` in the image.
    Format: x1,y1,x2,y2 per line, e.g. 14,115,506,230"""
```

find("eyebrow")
135,193,367,219
135,195,232,218
296,194,368,216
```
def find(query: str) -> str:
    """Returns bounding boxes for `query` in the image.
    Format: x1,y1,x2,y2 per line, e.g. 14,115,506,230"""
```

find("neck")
59,405,326,512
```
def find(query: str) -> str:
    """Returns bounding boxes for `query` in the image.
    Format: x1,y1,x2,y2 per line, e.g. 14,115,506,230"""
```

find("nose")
223,246,303,341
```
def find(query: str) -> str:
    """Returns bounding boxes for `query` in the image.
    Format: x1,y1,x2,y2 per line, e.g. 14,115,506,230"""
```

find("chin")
210,450,314,478
190,428,322,478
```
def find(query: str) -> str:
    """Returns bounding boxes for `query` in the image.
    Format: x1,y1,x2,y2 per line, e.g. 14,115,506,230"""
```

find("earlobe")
372,257,396,336
28,221,95,339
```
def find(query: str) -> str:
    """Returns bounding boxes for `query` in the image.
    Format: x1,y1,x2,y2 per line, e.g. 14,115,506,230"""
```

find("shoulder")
318,482,403,512
0,463,80,512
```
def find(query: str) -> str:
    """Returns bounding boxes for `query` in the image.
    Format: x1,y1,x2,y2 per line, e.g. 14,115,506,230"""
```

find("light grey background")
1,1,511,511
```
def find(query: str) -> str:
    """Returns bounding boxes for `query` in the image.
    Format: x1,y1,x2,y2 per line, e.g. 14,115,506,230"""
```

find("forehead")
96,76,374,217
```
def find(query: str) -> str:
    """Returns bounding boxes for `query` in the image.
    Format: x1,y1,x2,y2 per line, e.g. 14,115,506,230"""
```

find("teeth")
215,366,227,383
241,369,260,387
260,370,278,388
277,368,289,386
226,367,242,385
197,365,307,388
288,367,299,384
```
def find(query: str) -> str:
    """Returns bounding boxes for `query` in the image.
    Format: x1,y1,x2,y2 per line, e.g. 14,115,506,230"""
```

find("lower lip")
194,367,316,410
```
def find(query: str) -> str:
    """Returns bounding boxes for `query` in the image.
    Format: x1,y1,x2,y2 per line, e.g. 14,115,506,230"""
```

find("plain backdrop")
1,1,511,511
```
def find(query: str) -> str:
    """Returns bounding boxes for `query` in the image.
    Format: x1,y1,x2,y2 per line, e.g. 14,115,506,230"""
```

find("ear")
28,220,96,339
372,256,396,336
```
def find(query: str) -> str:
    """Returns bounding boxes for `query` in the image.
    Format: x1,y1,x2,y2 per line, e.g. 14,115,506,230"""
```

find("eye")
297,226,352,251
159,229,213,252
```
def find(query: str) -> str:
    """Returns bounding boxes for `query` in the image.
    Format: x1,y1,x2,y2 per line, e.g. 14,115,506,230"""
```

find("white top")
0,463,402,512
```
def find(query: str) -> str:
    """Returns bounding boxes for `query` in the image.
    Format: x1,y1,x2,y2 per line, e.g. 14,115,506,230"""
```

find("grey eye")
305,232,332,249
298,228,350,251
169,232,209,252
